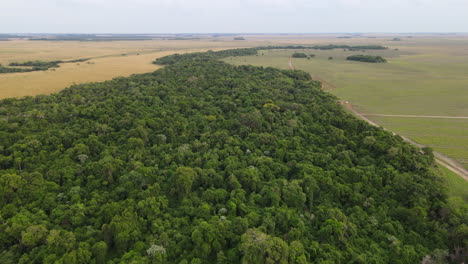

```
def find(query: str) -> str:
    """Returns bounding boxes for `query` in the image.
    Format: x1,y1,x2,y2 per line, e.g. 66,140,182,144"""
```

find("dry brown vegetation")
0,39,259,98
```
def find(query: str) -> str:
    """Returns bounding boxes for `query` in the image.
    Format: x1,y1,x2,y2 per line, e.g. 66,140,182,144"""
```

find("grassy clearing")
227,37,468,171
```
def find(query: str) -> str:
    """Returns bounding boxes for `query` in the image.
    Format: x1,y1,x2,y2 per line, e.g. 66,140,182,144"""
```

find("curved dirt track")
288,58,468,181
312,75,336,92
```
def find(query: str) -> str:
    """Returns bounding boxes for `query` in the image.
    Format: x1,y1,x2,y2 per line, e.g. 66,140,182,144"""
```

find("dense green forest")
0,47,466,264
346,55,387,63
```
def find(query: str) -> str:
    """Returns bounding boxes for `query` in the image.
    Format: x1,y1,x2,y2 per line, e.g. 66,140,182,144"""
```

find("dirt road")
311,75,336,92
288,57,295,70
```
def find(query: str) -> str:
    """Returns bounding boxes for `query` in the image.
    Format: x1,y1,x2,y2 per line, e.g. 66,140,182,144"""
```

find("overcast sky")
1,0,467,33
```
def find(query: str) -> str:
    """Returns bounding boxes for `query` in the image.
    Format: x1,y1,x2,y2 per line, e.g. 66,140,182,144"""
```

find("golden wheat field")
0,39,260,98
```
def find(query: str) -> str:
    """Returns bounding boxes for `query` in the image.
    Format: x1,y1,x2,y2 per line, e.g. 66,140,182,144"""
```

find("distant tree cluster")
234,37,246,40
346,55,387,63
0,60,62,74
9,60,63,71
291,52,308,58
1,59,92,74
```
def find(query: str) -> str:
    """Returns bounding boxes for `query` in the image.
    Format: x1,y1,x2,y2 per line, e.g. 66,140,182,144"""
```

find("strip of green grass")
435,165,468,207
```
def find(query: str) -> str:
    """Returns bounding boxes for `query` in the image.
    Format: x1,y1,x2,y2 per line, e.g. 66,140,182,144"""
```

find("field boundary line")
362,114,468,119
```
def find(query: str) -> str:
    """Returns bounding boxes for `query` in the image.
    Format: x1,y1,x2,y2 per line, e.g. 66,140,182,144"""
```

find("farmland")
227,36,468,174
0,38,257,98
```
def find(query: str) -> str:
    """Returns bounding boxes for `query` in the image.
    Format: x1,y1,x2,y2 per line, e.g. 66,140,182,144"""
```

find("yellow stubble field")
0,38,258,98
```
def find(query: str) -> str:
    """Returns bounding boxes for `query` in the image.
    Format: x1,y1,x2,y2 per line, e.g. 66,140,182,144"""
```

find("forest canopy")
0,47,466,264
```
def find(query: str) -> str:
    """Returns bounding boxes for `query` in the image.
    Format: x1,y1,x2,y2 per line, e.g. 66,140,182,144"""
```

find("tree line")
154,45,388,66
0,58,92,74
346,55,387,63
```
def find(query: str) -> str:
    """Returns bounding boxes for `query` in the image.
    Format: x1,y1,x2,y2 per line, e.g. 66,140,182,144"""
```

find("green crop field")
226,37,468,173
368,116,468,169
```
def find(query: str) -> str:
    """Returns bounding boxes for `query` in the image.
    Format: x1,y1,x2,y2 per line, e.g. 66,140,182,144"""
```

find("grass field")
227,37,468,173
368,116,468,169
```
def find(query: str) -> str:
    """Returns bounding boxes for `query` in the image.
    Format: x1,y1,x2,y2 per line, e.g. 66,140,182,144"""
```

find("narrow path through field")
288,57,468,181
288,57,295,70
288,57,336,91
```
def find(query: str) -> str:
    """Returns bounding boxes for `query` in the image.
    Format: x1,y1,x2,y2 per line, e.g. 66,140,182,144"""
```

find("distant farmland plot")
0,39,253,64
226,37,468,171
0,52,163,98
0,39,257,98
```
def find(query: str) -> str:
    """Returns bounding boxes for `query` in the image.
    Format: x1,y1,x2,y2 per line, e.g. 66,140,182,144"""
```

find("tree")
0,173,25,205
240,229,289,264
21,225,48,247
282,180,306,208
92,241,108,264
175,167,197,198
147,244,166,263
46,229,76,255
